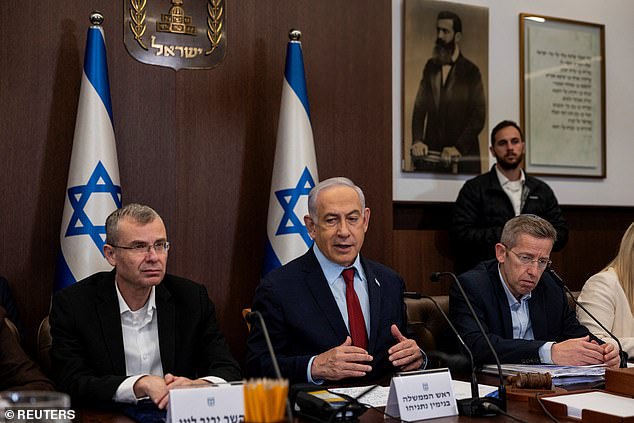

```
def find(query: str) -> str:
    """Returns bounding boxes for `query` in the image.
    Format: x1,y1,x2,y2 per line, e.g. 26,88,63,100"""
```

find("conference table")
76,398,551,423
77,402,547,423
76,374,558,423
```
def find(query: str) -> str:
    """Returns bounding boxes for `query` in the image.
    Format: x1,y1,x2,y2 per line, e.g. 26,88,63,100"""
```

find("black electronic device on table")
294,385,377,422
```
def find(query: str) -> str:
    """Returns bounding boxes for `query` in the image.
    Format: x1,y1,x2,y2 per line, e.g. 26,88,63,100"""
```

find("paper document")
481,363,606,387
481,363,606,377
328,386,390,408
543,391,634,419
451,380,498,400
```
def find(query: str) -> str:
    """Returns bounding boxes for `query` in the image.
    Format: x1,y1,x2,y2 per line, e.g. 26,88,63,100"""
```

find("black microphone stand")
432,272,507,416
547,267,629,368
326,385,378,423
246,310,294,423
403,291,478,400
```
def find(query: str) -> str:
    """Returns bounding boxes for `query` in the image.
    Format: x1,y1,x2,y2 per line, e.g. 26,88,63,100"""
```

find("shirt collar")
497,262,531,306
115,283,156,317
313,244,366,287
495,165,525,187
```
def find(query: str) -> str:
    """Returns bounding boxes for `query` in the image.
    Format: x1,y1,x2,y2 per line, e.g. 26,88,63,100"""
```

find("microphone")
246,311,283,377
431,272,507,416
325,385,377,419
403,291,478,400
547,267,629,368
245,310,293,423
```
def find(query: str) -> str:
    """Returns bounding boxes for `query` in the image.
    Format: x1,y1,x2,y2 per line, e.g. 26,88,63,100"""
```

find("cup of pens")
244,378,289,422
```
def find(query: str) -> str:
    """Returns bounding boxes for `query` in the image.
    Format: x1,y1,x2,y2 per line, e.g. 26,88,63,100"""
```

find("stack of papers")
481,364,606,386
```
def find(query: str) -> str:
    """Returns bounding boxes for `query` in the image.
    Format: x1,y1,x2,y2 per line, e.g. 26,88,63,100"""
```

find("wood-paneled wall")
0,1,392,364
1,1,632,372
393,202,634,295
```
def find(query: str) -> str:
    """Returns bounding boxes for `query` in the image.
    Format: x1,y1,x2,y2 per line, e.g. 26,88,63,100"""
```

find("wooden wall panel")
392,230,454,295
393,203,634,295
0,1,392,367
3,0,629,374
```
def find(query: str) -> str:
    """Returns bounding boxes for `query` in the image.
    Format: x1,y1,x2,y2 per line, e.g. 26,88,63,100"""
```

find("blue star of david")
65,161,122,256
275,167,316,247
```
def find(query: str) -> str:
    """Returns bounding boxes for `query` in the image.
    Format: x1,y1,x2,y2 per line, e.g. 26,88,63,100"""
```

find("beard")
432,38,455,65
496,152,525,170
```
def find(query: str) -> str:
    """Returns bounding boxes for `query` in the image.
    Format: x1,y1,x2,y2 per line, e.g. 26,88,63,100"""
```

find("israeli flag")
54,23,121,291
263,34,319,275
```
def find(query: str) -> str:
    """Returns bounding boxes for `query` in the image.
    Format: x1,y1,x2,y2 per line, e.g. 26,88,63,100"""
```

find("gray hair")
307,177,365,221
500,214,557,249
105,203,161,245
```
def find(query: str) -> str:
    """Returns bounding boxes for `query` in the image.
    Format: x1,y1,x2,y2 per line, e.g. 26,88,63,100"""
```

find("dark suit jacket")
50,270,241,407
411,53,486,174
449,260,591,365
0,306,54,391
246,249,407,384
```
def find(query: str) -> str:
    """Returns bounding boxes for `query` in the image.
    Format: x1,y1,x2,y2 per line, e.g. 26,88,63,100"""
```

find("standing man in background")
411,10,486,174
451,120,567,273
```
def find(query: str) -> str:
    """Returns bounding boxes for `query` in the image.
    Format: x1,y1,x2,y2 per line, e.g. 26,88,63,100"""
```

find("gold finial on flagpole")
90,11,104,26
289,29,301,41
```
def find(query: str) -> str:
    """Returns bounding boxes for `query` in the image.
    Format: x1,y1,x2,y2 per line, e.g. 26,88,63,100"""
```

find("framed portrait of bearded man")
402,0,489,175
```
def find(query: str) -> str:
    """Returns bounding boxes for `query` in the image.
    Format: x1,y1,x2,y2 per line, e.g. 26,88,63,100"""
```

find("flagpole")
55,12,122,291
262,29,319,276
90,11,104,26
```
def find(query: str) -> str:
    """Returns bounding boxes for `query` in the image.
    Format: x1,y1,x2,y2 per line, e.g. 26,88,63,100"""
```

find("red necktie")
342,268,368,350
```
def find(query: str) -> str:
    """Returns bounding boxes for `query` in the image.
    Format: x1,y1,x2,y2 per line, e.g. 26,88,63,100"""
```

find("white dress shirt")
112,284,228,403
114,285,162,403
495,166,526,216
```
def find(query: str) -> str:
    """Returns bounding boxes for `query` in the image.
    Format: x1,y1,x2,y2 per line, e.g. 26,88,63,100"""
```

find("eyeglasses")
111,241,170,254
506,248,551,269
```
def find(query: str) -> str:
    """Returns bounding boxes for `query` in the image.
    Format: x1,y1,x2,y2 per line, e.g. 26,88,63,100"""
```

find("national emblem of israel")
124,0,226,70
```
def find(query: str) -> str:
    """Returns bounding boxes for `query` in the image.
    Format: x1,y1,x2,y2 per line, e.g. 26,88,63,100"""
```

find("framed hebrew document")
520,14,605,177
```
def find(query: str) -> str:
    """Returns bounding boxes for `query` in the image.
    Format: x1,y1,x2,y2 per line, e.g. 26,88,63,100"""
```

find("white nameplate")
167,383,245,423
385,368,458,421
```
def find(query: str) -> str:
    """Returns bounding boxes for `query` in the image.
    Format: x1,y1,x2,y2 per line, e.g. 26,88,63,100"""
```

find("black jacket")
451,166,568,273
50,270,241,407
